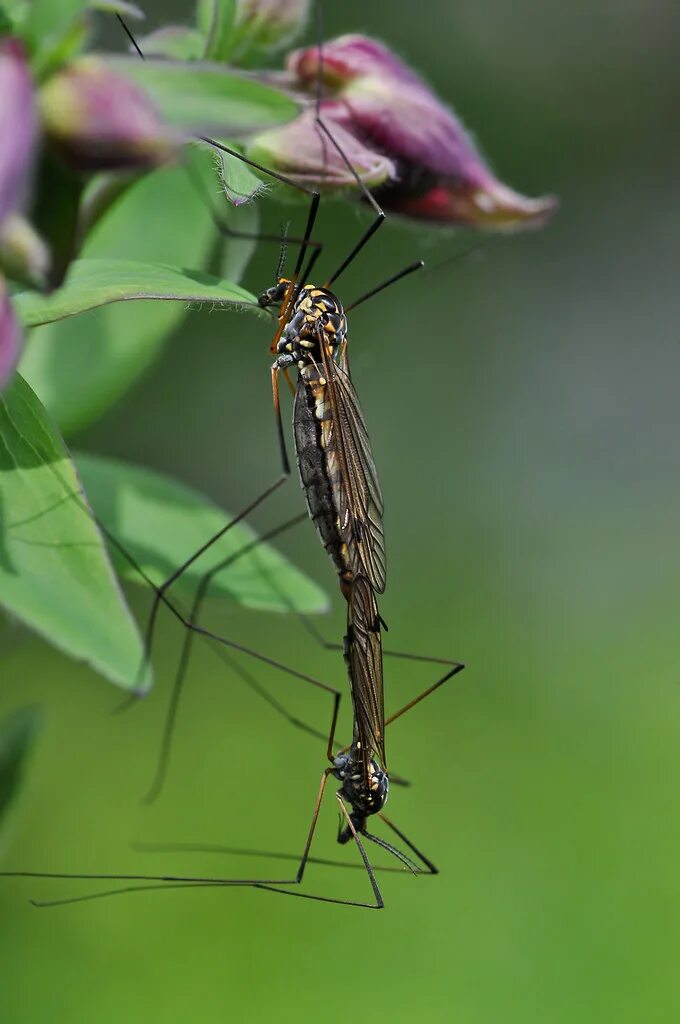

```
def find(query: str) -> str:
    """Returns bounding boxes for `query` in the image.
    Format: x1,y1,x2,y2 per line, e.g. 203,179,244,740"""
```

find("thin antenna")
116,14,144,58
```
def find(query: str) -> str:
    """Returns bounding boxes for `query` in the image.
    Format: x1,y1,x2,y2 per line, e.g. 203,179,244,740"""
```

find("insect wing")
318,334,386,593
345,574,386,773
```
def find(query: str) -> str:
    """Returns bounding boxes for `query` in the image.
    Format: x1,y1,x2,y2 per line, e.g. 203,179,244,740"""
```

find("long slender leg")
102,514,344,743
345,260,425,313
4,768,385,911
211,556,464,780
307,4,387,289
292,609,465,721
316,114,386,289
255,792,383,909
0,763,343,908
101,502,342,762
135,474,288,692
135,635,463,880
271,364,291,475
383,658,464,728
118,14,325,267
141,511,319,805
118,11,328,386
14,800,383,911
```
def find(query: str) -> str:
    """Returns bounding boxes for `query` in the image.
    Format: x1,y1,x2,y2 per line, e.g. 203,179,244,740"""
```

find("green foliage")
1,0,323,691
87,1,144,17
213,146,268,204
220,202,261,285
23,0,88,78
199,0,237,62
14,257,262,327
0,375,149,691
0,377,328,691
134,26,207,62
104,55,299,136
0,706,40,832
76,452,329,614
19,162,220,434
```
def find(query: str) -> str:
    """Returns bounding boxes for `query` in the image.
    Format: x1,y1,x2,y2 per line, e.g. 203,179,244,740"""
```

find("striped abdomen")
293,365,351,588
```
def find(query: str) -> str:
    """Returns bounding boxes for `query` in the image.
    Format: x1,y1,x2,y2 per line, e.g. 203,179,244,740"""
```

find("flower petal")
0,277,23,391
290,34,423,88
380,173,559,230
248,107,395,189
0,38,38,226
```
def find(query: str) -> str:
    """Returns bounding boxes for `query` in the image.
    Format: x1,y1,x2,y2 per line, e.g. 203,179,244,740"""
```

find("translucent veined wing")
318,331,386,593
345,574,386,775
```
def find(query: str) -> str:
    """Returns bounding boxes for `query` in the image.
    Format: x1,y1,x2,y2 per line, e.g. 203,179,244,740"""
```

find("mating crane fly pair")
0,11,465,910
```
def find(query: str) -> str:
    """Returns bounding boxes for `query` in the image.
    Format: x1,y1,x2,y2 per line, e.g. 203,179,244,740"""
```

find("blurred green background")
2,1,680,1021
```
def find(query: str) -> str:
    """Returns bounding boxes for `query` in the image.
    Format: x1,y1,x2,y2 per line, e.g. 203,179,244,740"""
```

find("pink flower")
0,38,37,390
0,39,38,226
39,58,178,171
0,276,22,390
289,35,557,230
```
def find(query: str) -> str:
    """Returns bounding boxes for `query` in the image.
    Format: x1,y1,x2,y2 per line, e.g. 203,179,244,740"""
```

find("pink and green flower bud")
39,58,178,171
0,276,22,391
0,214,50,289
289,35,557,231
248,107,395,190
0,38,38,226
230,0,311,64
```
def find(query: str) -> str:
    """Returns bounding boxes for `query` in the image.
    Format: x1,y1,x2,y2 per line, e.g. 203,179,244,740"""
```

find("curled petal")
290,34,424,89
0,277,22,391
39,58,178,171
248,108,395,190
0,38,38,226
387,176,558,230
290,35,464,174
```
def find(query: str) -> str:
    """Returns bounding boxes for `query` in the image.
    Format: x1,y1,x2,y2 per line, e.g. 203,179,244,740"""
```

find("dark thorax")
332,741,389,842
260,278,348,369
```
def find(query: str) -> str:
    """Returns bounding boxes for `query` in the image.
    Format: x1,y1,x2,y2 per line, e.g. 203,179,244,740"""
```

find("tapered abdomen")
293,370,350,588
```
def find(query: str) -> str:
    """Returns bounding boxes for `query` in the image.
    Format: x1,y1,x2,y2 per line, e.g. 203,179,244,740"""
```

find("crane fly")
117,3,463,883
117,2,428,805
0,5,468,909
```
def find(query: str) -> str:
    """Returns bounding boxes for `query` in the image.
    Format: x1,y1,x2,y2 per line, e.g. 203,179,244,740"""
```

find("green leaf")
103,55,299,136
14,258,262,327
24,0,85,41
200,0,237,62
24,0,88,77
215,147,267,205
18,161,219,435
88,0,144,17
220,202,260,285
0,375,150,691
0,2,25,33
75,452,329,615
134,26,206,61
0,707,41,833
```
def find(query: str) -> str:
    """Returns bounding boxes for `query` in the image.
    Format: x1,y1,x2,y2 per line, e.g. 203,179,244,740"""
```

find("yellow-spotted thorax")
259,277,348,368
